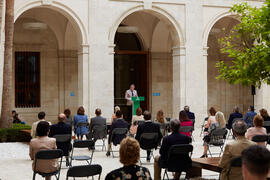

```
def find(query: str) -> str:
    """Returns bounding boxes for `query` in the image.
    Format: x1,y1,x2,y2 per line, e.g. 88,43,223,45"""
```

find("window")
15,52,40,108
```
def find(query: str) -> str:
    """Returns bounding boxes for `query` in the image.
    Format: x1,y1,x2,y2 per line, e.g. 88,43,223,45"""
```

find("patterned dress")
105,165,152,180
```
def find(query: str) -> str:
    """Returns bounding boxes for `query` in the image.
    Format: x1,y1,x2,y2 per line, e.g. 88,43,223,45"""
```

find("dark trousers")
127,105,132,124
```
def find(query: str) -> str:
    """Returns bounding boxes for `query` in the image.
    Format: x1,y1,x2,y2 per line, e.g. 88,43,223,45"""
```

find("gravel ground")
0,129,228,180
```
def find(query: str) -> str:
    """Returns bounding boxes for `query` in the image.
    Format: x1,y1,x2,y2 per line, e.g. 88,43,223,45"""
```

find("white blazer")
125,89,138,106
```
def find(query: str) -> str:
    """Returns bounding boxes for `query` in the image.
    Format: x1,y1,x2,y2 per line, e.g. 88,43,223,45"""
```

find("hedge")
0,124,31,142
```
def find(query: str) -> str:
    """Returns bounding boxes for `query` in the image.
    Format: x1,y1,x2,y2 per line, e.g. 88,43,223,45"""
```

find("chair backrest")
264,121,270,126
179,126,194,133
77,122,89,127
168,144,193,157
73,140,95,149
165,117,171,122
53,134,72,143
92,125,107,139
211,128,227,137
111,128,128,135
209,128,227,145
230,156,242,167
251,135,268,143
139,133,159,150
167,144,193,172
66,164,102,178
35,149,63,160
137,120,145,126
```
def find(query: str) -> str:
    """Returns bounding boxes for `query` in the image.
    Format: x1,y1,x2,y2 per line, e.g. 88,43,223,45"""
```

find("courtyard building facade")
0,0,269,125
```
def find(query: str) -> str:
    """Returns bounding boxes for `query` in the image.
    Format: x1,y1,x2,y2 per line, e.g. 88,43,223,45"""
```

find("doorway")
114,32,149,119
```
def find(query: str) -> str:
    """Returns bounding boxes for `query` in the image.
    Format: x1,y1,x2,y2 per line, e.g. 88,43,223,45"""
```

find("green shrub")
0,124,31,142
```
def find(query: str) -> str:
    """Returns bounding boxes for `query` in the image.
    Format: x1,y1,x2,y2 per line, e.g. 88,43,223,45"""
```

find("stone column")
78,44,90,114
88,43,114,119
172,46,186,119
255,84,270,110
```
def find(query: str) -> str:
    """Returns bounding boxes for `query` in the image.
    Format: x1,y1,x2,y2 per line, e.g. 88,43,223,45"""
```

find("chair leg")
162,170,166,180
32,172,36,180
207,146,212,157
165,170,170,180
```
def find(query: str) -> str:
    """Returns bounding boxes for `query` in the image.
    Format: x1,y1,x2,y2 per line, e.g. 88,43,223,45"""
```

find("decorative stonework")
144,0,152,9
42,0,53,6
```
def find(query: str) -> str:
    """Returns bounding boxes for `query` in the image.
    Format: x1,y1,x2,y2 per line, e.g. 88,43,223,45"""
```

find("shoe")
106,152,111,157
200,154,208,158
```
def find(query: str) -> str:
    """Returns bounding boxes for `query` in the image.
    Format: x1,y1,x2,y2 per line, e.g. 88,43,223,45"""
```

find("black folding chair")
92,125,107,151
162,144,193,180
70,140,95,166
33,149,63,180
110,128,128,158
207,128,227,157
139,133,159,164
252,135,268,146
53,134,72,167
227,156,242,178
264,121,270,134
179,126,194,141
200,117,209,137
76,122,89,139
66,164,102,180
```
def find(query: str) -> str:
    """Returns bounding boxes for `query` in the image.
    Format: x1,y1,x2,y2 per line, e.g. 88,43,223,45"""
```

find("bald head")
58,113,66,123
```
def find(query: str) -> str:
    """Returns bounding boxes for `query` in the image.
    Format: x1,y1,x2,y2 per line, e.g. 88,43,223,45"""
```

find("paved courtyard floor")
0,129,234,180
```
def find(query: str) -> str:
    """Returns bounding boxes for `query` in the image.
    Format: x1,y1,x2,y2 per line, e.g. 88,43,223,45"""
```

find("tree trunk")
0,0,14,128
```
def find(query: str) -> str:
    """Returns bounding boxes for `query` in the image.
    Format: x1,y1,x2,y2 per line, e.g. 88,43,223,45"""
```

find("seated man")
135,111,162,162
88,108,106,141
243,106,257,127
184,105,195,123
242,145,270,180
227,106,243,129
219,119,256,180
31,112,51,138
106,110,128,156
154,119,191,180
49,113,72,166
29,121,58,180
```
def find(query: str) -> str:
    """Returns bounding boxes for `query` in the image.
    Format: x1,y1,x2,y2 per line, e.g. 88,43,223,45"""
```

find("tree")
0,0,14,128
216,0,270,88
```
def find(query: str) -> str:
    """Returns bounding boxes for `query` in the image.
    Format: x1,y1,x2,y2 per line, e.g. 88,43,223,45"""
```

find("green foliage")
216,0,270,87
0,124,31,142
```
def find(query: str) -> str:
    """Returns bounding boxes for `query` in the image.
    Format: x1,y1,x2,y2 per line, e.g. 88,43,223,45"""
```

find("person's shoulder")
105,167,122,179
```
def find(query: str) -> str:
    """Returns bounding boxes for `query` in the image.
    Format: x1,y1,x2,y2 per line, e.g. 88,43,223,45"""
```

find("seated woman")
111,106,121,124
179,110,193,137
29,121,58,180
155,110,167,136
260,108,270,133
201,111,226,158
74,106,89,140
64,108,73,126
129,107,144,136
245,115,267,146
105,137,152,180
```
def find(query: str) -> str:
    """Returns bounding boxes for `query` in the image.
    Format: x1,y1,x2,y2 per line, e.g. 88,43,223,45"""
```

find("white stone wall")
0,0,268,125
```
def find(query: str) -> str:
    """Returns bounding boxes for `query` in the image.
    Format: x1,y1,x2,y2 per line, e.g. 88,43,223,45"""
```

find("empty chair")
110,128,128,158
139,133,159,164
162,144,193,180
207,128,227,157
32,149,63,180
70,140,95,166
53,134,72,166
92,125,107,151
66,164,102,180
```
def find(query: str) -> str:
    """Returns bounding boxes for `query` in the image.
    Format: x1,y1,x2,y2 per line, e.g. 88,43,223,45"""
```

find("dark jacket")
49,122,72,156
227,112,243,129
186,111,195,120
263,116,270,133
109,118,128,145
88,116,106,140
135,121,163,147
159,132,191,169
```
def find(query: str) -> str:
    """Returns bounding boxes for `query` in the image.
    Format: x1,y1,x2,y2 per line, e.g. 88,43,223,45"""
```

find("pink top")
245,127,267,146
180,120,193,137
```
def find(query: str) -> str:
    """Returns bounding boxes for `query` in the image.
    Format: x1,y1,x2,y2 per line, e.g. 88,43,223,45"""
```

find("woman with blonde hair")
156,110,167,136
105,137,152,180
201,111,226,158
111,106,121,124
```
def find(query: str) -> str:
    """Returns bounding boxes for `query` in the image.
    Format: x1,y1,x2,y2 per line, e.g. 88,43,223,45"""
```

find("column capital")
78,44,89,55
108,43,116,55
172,46,186,56
203,46,209,56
